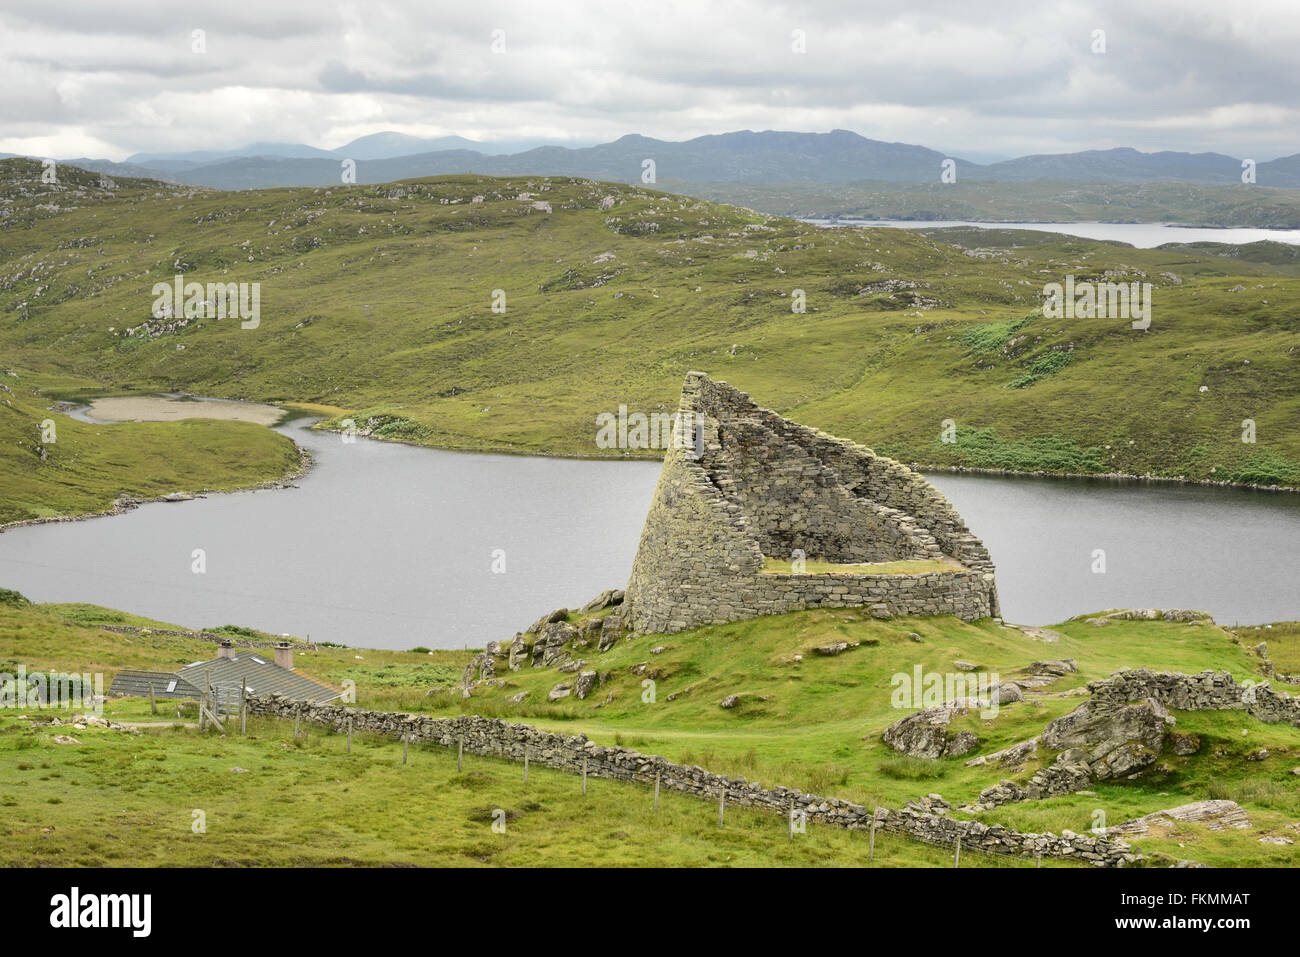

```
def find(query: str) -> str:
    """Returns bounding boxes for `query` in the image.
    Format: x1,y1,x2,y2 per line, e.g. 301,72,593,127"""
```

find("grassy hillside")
0,368,303,526
1,596,1296,866
3,158,1300,488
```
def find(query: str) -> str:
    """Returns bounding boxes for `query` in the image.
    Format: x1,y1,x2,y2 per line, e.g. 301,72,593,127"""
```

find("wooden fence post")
788,798,795,841
457,735,464,772
402,734,409,764
346,716,352,754
582,755,588,795
653,771,660,811
148,681,156,715
954,836,962,868
718,789,725,828
523,748,529,783
868,823,877,863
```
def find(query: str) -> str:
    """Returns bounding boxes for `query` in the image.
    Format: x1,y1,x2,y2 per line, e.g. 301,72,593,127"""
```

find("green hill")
1,595,1296,866
3,157,1300,490
0,368,302,526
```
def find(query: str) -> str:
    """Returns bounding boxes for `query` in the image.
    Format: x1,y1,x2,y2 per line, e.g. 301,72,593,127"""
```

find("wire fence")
226,705,1074,869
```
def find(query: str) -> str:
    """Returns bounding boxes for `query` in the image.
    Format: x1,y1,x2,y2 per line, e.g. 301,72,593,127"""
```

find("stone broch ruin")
614,372,1000,635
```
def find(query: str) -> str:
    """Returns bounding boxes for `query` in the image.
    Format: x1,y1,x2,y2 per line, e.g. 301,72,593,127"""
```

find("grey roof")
108,670,203,699
109,653,340,704
178,652,341,703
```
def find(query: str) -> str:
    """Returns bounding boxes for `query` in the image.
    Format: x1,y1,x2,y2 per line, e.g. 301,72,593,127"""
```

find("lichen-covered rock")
1106,800,1250,836
532,620,577,667
508,634,530,671
574,670,598,700
883,704,979,758
580,589,624,613
547,683,572,702
994,682,1024,704
1042,697,1171,760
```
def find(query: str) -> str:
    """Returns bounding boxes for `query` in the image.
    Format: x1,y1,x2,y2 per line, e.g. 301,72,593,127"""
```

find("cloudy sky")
1,0,1296,162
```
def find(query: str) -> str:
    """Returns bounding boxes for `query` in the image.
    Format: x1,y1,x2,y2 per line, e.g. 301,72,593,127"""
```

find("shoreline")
0,442,313,535
6,391,1294,541
307,421,1300,493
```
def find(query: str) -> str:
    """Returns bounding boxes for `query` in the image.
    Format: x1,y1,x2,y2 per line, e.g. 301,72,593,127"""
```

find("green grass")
3,157,1300,492
3,596,1295,866
0,369,302,526
0,705,1065,867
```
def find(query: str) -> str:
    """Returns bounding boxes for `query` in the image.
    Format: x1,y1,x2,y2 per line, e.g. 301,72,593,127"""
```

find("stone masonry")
246,694,1137,865
619,372,1000,635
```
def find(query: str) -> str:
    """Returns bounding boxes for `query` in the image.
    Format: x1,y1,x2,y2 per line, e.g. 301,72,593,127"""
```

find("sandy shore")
83,395,285,427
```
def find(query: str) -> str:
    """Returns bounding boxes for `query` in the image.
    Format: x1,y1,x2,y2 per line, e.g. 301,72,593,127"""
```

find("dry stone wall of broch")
246,694,1136,865
617,372,1000,635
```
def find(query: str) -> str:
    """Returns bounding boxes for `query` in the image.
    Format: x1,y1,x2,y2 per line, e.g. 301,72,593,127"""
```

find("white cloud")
0,0,1297,161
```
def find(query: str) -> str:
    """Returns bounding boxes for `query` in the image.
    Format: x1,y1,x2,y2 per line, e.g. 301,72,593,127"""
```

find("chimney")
274,642,293,671
217,640,235,660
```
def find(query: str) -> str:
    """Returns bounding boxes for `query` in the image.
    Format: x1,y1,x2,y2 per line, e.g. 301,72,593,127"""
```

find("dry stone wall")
1090,668,1300,725
245,693,1136,865
623,373,999,634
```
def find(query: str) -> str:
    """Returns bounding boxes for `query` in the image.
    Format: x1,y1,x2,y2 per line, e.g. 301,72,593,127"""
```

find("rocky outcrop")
1104,800,1251,836
1007,659,1078,691
1040,697,1172,778
1080,608,1214,625
579,589,625,613
883,703,980,758
974,696,1174,806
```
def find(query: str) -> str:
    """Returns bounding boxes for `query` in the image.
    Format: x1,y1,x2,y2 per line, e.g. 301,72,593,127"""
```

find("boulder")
508,634,530,671
574,670,598,700
1041,696,1172,781
527,607,569,634
815,641,850,656
1106,800,1251,836
882,704,979,759
994,682,1024,704
532,620,577,667
580,589,624,613
720,694,740,709
597,617,624,652
1009,659,1078,689
547,683,572,702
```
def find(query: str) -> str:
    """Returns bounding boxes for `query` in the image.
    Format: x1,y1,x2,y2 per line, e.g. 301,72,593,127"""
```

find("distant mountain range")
16,129,1300,191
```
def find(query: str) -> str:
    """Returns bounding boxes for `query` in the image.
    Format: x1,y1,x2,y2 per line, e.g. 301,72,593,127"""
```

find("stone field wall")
245,693,1137,866
1091,668,1300,725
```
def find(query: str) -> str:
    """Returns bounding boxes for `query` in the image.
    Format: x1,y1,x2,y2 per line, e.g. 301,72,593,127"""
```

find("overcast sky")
1,0,1296,162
